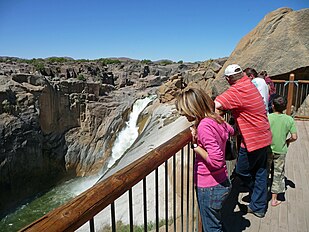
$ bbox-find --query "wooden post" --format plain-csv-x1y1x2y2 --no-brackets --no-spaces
286,73,295,115
198,210,203,232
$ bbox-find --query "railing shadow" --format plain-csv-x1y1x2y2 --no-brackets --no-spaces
221,175,251,232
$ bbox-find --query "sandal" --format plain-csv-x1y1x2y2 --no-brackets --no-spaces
271,200,282,207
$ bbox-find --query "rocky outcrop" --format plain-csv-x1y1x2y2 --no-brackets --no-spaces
214,8,309,94
0,76,67,215
157,59,227,102
64,88,136,176
145,8,309,101
0,59,195,215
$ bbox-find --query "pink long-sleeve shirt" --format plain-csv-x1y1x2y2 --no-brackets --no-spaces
194,117,234,188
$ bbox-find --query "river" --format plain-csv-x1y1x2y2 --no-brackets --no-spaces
0,96,155,232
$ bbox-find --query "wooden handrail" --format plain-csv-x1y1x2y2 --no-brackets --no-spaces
295,116,309,120
20,127,192,232
286,74,295,115
272,79,287,83
293,80,309,84
272,79,309,84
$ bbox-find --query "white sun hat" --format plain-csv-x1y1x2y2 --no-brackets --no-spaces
224,64,243,76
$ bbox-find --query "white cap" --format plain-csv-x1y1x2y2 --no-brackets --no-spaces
224,64,243,76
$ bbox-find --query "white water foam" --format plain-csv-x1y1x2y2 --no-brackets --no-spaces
107,96,155,169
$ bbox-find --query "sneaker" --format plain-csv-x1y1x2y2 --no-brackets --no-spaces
247,206,265,218
238,203,265,218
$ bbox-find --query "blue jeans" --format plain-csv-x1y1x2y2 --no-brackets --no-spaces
196,179,231,232
235,146,268,213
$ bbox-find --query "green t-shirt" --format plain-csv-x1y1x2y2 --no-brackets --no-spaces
268,113,297,154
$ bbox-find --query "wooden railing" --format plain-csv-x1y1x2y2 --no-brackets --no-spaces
21,127,198,232
20,72,309,232
273,73,309,119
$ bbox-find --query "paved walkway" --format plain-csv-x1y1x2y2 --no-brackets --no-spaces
222,120,309,232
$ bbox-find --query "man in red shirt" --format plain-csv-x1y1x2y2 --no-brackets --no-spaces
214,64,272,218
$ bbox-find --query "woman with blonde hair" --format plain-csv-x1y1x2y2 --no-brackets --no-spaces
176,87,234,232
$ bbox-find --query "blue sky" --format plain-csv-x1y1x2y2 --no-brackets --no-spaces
0,0,308,62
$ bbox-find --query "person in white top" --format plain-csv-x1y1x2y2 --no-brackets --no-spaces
244,67,269,113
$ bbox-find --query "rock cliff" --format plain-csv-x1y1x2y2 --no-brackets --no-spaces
0,58,199,215
213,7,309,95
1,6,309,217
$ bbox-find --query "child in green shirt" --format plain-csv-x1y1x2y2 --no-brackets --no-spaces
268,95,297,207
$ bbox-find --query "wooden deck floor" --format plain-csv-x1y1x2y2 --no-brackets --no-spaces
222,120,309,232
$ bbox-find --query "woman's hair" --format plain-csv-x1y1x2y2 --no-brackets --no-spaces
272,94,287,113
175,87,223,124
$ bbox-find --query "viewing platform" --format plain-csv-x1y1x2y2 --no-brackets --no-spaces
223,120,309,232
21,76,309,232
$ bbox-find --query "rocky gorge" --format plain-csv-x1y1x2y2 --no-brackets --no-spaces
0,7,309,218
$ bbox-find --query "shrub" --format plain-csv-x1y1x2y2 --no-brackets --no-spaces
46,57,71,63
77,74,86,81
98,58,121,65
33,61,45,72
141,59,152,64
77,59,90,63
159,60,173,66
2,100,11,113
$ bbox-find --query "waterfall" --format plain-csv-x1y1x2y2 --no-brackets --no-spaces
107,95,155,169
95,95,156,180
0,95,156,232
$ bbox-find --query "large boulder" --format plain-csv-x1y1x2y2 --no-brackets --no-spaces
215,7,309,92
157,59,227,102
